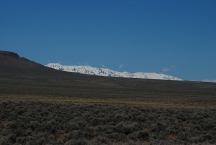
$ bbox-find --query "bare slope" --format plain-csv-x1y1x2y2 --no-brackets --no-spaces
0,51,216,107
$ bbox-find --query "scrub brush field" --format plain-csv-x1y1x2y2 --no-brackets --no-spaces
0,102,216,145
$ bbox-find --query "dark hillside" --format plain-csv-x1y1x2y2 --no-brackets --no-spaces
0,51,216,106
0,51,55,74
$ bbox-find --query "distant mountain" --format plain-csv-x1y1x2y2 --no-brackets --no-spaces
46,63,182,81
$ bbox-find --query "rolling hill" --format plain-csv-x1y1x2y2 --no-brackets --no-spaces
0,50,216,107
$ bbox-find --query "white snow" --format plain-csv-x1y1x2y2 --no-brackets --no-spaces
46,63,182,81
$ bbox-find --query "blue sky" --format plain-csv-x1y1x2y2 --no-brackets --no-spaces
0,0,216,80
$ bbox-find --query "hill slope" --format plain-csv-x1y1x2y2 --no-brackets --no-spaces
0,51,216,106
0,51,53,74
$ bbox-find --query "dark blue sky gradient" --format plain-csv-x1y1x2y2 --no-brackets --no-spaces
0,0,216,80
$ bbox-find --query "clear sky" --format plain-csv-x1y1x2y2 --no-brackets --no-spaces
0,0,215,80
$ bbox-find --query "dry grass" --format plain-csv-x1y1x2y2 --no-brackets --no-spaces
1,95,216,109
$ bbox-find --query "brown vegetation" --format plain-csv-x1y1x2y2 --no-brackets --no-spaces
0,102,216,145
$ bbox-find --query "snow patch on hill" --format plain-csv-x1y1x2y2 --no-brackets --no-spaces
46,63,182,81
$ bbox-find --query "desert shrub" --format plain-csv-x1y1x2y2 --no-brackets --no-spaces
7,133,16,143
105,132,125,142
44,119,58,133
29,120,40,130
129,131,149,141
14,127,26,137
29,137,46,145
115,121,140,135
1,129,11,137
136,114,146,122
135,131,149,141
91,135,110,145
7,121,17,129
114,112,129,121
68,130,86,139
16,137,26,144
64,138,89,145
177,131,190,143
94,124,114,134
66,121,80,130
90,117,107,126
0,137,9,145
24,136,35,145
150,122,167,135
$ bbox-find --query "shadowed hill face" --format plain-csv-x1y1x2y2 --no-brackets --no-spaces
0,50,216,101
0,51,54,74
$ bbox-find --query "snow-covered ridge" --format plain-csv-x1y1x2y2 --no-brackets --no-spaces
46,63,182,81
